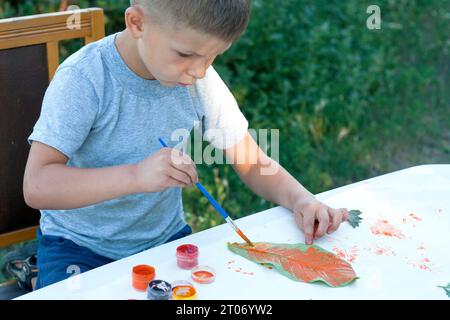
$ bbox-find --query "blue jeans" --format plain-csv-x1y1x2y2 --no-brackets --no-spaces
35,224,192,290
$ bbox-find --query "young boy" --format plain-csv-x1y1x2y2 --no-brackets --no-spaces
23,0,349,289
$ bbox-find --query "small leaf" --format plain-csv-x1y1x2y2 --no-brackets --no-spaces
227,242,358,287
347,210,363,228
438,283,450,298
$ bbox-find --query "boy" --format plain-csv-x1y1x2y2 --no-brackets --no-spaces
23,0,348,289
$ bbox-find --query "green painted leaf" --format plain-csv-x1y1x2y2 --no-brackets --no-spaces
438,283,450,298
227,242,358,287
348,210,363,228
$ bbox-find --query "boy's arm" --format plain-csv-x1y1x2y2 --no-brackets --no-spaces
23,141,197,210
225,133,348,244
23,141,141,210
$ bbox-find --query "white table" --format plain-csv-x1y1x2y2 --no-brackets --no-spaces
17,165,450,300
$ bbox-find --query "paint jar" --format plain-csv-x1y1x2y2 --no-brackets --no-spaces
147,280,172,300
132,265,155,291
171,280,197,300
191,265,216,284
176,244,199,269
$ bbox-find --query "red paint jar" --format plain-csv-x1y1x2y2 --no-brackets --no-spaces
132,265,155,291
176,244,199,269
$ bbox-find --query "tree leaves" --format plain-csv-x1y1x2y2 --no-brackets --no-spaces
227,242,358,287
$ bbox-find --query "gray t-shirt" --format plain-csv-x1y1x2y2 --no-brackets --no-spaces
28,33,248,260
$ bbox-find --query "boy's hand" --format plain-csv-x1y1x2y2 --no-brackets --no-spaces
293,197,349,245
134,148,198,193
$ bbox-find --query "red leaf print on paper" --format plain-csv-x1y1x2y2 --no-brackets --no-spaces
370,219,405,239
332,246,359,263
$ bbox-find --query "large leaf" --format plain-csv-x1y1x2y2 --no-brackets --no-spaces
227,242,358,287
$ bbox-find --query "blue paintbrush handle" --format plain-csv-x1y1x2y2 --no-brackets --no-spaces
194,182,229,220
158,138,229,220
158,138,168,148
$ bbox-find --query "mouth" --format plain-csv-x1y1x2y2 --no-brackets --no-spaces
177,82,192,86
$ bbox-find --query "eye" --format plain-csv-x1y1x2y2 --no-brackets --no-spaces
177,52,192,58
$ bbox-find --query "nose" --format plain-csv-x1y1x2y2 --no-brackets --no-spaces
188,59,210,80
188,66,206,80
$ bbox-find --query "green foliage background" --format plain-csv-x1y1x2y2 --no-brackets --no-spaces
0,0,449,283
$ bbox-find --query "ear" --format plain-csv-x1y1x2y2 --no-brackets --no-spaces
124,6,146,39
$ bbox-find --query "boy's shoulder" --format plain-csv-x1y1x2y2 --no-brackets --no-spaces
55,34,113,83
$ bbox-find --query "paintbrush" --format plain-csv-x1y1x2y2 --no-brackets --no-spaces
158,138,254,247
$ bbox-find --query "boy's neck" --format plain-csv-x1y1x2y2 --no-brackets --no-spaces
115,30,156,80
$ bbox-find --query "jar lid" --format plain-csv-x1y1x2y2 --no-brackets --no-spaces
176,244,199,258
191,265,216,284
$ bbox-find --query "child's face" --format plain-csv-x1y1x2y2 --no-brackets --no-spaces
137,19,232,87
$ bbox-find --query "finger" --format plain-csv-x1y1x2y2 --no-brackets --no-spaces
327,208,343,234
182,162,198,185
302,212,315,245
184,161,198,184
171,154,198,184
165,177,188,188
162,168,190,188
341,208,349,221
170,161,195,185
315,207,330,239
294,212,304,231
167,166,192,186
167,148,192,167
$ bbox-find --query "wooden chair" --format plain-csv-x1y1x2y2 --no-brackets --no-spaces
0,8,105,297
